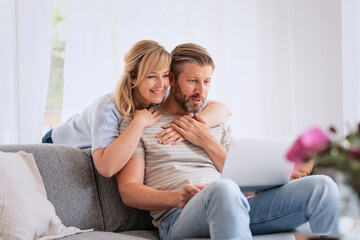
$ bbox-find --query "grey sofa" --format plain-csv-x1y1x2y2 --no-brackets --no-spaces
0,144,159,240
1,144,335,240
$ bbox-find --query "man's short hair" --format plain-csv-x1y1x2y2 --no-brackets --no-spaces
170,43,215,81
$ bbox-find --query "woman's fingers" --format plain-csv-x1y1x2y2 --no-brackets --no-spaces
152,110,160,116
154,114,162,122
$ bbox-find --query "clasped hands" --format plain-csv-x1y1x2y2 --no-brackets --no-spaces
156,113,211,147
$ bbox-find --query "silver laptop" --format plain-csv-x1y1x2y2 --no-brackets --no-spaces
221,138,295,193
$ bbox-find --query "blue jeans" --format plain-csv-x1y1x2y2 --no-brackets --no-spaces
158,176,340,240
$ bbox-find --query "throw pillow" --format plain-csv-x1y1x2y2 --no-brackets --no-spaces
0,151,92,240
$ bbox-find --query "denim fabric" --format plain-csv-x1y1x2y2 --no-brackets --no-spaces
159,176,339,240
42,129,53,143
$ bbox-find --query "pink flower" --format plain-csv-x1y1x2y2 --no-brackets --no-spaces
286,138,310,164
286,126,330,163
301,127,331,151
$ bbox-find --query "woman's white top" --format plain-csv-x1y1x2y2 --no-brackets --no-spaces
52,94,123,153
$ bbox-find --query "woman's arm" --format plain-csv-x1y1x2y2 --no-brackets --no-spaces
198,100,231,127
93,109,162,178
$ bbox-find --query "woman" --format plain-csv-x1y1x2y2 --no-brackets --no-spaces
42,40,231,178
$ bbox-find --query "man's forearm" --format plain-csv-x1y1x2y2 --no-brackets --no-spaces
119,182,180,211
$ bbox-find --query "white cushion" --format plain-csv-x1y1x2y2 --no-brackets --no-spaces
0,151,92,240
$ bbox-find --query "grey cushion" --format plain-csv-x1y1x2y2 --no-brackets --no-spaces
0,144,104,231
94,169,155,231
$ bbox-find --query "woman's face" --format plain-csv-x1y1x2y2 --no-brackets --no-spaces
133,69,170,109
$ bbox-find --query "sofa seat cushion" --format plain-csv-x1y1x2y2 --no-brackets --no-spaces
59,231,159,240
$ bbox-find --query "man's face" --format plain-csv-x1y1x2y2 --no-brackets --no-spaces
172,63,213,113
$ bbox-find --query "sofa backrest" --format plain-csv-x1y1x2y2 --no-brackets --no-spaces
94,168,155,232
0,144,155,232
0,144,104,231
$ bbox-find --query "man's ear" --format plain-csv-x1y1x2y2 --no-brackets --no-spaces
169,72,176,87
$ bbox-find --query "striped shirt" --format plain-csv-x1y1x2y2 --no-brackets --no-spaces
120,107,231,227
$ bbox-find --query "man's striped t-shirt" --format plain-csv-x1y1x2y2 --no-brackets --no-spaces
119,106,231,227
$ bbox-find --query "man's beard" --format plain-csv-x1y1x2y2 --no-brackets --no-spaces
173,83,206,113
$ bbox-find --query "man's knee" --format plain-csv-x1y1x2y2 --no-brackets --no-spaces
314,175,340,207
308,175,339,199
298,176,340,234
299,175,340,216
210,178,241,196
207,178,250,211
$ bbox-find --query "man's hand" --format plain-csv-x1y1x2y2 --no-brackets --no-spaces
171,114,213,148
178,184,205,209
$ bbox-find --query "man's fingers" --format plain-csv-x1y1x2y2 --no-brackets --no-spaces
173,118,188,129
172,137,185,145
171,124,187,136
179,185,202,209
161,123,171,129
182,115,196,123
194,185,206,190
161,134,179,145
179,116,194,125
184,184,201,194
156,126,172,138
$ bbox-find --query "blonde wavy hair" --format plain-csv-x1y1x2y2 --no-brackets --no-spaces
114,40,171,119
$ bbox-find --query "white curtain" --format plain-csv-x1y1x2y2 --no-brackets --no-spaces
0,0,53,144
253,0,343,136
342,0,360,132
63,0,348,138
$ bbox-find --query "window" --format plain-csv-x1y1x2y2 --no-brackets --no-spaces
43,0,66,132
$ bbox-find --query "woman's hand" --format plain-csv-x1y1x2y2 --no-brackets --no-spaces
157,124,185,145
133,108,162,128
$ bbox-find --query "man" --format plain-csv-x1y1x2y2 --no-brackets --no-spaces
116,43,339,240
